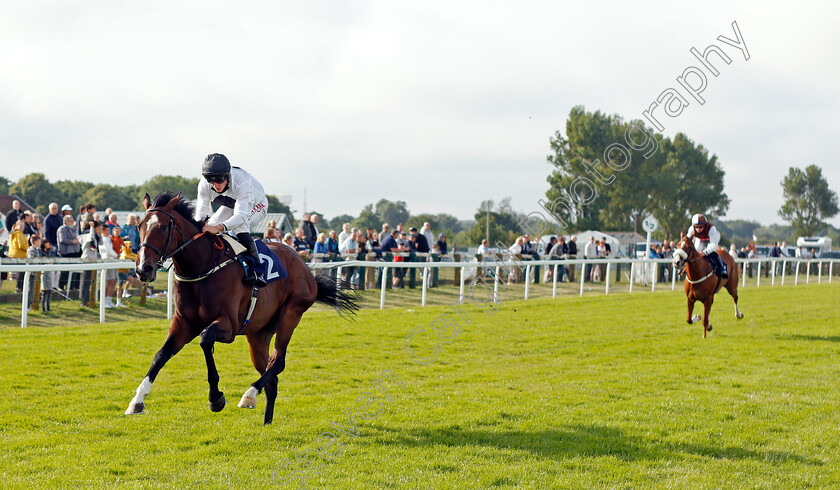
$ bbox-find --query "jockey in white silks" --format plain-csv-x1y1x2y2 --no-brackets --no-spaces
195,153,269,286
685,213,728,278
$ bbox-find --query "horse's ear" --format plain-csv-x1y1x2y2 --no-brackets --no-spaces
680,231,686,239
143,193,152,210
164,193,181,211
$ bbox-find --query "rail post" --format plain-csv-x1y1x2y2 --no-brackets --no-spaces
100,268,107,324
605,262,611,295
742,262,747,288
629,262,635,294
21,271,32,328
524,265,531,300
380,266,388,309
781,260,786,286
671,264,677,291
579,262,585,297
552,263,558,298
167,268,174,319
421,266,429,307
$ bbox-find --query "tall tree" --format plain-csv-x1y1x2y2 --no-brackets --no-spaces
9,173,62,214
0,176,11,196
330,214,355,229
650,133,729,239
82,184,138,211
352,204,380,231
779,164,839,237
140,175,201,202
374,199,410,227
54,179,95,210
546,107,614,232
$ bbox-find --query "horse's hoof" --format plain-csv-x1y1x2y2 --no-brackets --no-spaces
737,313,744,319
209,392,226,412
706,324,713,332
125,402,145,415
238,386,258,409
690,314,701,324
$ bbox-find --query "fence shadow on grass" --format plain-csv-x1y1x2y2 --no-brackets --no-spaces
385,423,821,466
775,334,840,343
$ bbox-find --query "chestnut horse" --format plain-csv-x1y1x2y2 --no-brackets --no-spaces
125,192,358,424
672,235,743,338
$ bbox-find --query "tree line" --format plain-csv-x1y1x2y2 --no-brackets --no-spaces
542,106,837,244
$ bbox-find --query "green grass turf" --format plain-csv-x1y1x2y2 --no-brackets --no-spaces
0,281,838,488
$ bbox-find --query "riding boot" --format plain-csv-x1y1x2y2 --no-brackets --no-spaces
236,232,267,287
709,252,728,278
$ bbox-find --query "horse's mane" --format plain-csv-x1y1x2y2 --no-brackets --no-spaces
152,191,206,229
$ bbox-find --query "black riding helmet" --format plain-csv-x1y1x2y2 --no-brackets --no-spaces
202,153,231,184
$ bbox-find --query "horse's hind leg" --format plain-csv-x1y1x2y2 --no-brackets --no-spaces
725,280,744,320
252,308,304,425
238,328,274,409
702,299,713,338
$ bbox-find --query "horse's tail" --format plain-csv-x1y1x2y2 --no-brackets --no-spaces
314,273,361,319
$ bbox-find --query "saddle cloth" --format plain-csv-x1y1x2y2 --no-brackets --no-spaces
220,235,288,284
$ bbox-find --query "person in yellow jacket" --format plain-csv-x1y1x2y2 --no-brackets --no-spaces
8,220,29,293
8,220,27,258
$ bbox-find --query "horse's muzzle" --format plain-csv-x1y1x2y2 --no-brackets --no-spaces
137,264,156,283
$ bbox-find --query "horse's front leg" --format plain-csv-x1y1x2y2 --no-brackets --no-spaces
686,296,701,325
125,316,193,415
200,320,232,412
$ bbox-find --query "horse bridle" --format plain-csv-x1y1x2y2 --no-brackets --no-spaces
675,240,706,276
139,208,214,269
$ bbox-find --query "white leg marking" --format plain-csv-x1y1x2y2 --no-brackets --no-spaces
735,303,744,319
690,314,701,324
238,386,258,409
125,376,152,414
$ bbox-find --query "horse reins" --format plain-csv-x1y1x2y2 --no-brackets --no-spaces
139,207,226,272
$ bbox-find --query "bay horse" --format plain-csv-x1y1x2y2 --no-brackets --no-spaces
125,192,359,424
672,235,743,338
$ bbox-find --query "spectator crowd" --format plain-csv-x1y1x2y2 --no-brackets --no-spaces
1,200,143,311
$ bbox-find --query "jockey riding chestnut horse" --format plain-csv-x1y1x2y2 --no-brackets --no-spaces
673,213,744,338
686,214,727,278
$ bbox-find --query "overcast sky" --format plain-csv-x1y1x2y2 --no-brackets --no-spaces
1,1,838,227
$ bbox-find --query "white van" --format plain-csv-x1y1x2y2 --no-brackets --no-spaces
796,236,832,258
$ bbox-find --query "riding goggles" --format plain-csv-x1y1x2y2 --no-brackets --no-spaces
204,174,228,184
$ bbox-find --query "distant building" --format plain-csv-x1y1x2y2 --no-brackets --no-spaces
0,195,40,219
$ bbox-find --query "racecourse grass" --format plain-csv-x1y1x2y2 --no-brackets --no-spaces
0,281,838,489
